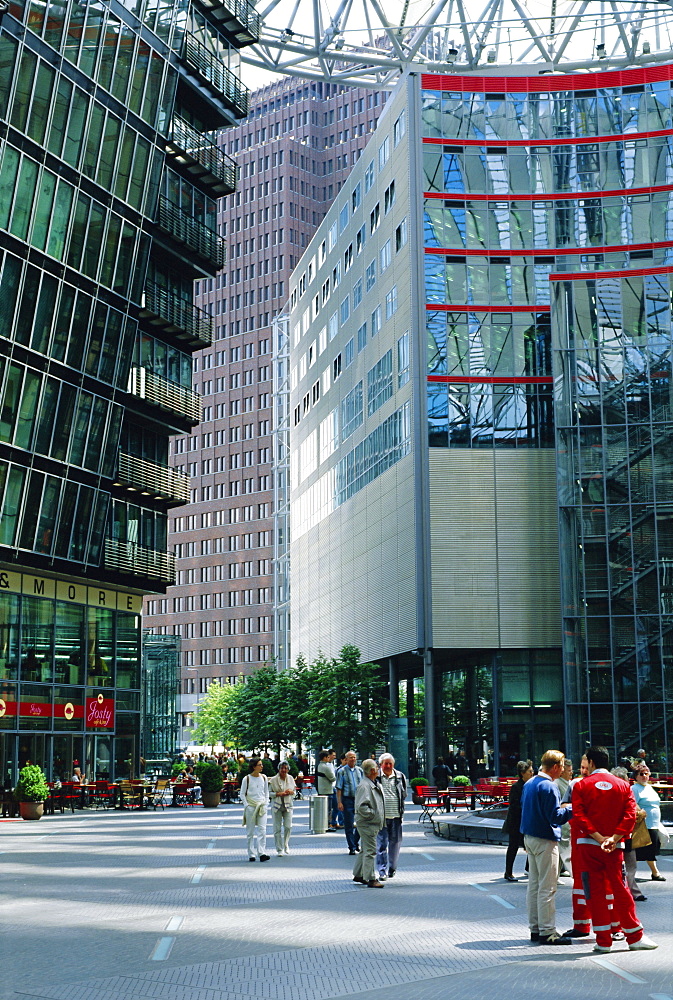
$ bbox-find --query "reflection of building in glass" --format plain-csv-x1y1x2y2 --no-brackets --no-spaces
0,0,252,781
287,69,673,774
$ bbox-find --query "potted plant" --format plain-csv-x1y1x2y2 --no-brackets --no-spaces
410,776,429,805
199,762,224,807
14,764,50,820
171,761,187,778
453,774,471,787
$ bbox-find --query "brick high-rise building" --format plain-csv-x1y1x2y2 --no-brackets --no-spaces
143,76,387,743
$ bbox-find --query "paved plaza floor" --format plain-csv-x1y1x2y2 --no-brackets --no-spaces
1,801,671,1000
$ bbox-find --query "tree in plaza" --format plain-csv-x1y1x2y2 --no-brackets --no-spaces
228,662,286,751
303,645,390,758
192,679,237,750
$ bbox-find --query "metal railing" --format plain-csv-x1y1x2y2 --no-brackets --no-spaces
105,538,176,584
157,195,226,269
142,280,213,346
128,365,202,425
167,116,238,195
183,32,250,117
195,0,261,44
117,453,191,504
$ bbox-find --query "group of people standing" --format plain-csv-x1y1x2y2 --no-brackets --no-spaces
505,745,665,952
240,750,409,887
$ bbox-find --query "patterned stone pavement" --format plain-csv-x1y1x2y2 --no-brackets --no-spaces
1,800,671,1000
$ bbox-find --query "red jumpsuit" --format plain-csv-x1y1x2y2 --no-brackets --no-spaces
571,770,642,949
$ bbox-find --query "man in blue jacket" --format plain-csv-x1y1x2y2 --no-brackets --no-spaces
520,750,573,945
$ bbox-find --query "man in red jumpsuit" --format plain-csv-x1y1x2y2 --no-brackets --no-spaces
571,745,657,953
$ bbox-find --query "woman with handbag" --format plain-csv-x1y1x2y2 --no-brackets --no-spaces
502,759,533,881
611,766,647,901
240,758,270,862
632,765,666,882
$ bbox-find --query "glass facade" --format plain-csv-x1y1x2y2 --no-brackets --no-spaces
421,67,673,767
0,0,250,780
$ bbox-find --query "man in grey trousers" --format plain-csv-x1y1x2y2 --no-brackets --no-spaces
352,759,385,888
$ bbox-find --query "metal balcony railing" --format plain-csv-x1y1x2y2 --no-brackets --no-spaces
141,280,213,347
116,453,191,504
105,538,176,584
183,32,250,117
128,365,202,426
195,0,261,46
157,195,226,269
167,116,239,196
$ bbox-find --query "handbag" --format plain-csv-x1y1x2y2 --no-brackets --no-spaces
631,812,652,850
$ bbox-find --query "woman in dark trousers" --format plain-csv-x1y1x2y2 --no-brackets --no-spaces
503,759,534,881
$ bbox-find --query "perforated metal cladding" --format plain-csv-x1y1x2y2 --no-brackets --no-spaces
429,450,561,648
291,455,417,661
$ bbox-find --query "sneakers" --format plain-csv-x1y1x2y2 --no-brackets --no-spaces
629,935,658,951
377,872,387,881
367,879,384,888
563,928,590,938
504,874,518,882
612,931,625,942
539,932,573,945
388,868,396,878
277,849,284,856
530,932,540,943
593,944,611,953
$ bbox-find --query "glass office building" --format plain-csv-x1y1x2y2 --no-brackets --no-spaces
0,0,253,781
287,67,673,773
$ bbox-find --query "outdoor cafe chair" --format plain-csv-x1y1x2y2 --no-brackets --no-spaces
119,780,144,809
418,786,442,822
150,778,172,810
92,780,115,809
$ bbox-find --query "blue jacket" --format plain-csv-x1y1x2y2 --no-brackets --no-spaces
520,772,572,841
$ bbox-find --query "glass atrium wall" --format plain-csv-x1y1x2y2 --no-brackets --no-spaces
142,632,180,763
420,68,673,766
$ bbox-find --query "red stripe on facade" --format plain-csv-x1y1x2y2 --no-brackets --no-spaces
423,184,673,203
424,240,673,257
426,303,550,313
421,127,673,148
428,375,553,384
421,64,673,93
550,265,673,280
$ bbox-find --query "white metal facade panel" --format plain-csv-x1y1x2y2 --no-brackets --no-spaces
429,449,561,648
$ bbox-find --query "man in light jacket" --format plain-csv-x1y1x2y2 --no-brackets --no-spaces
316,749,339,831
375,752,407,880
352,759,385,888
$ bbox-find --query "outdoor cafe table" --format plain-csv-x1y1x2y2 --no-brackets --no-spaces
117,781,155,810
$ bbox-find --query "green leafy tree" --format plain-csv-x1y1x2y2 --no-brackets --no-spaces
303,645,390,757
192,680,237,749
228,663,284,750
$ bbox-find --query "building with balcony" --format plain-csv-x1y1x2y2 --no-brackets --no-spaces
287,69,673,775
142,76,387,743
0,0,251,782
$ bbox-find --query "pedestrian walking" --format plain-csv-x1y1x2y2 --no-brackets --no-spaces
502,759,533,881
520,750,573,945
352,759,385,888
316,750,340,831
269,760,295,855
632,764,666,881
375,753,407,880
571,745,657,953
335,751,364,854
240,758,270,862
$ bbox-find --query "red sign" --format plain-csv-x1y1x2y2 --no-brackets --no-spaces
85,695,115,729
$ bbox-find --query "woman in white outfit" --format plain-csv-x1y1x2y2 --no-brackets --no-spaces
240,758,270,862
269,760,296,855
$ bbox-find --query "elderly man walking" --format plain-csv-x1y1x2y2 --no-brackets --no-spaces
352,759,386,888
375,753,407,880
521,750,573,945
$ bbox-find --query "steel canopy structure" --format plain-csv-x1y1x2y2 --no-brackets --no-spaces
242,0,673,87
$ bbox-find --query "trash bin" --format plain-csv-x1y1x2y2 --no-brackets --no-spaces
309,794,329,833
